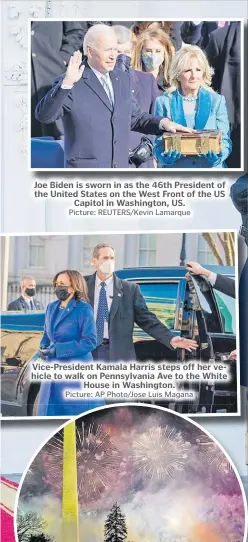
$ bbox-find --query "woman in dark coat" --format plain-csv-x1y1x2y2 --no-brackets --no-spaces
114,26,174,168
36,269,105,416
113,25,160,169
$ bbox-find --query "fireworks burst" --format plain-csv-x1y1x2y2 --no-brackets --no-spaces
41,431,64,497
76,422,123,504
132,426,190,480
196,435,233,474
40,423,125,508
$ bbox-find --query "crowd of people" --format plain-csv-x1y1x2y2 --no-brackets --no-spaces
31,20,241,169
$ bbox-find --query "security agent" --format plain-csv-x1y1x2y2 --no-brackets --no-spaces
186,260,236,361
84,244,198,362
186,261,235,298
7,276,44,311
35,24,195,169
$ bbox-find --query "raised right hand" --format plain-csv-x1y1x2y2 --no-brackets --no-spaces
63,50,85,86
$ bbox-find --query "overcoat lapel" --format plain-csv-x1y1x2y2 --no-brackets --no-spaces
170,91,187,126
82,65,113,111
20,297,30,311
53,298,77,329
194,87,212,129
109,275,123,322
86,273,96,309
110,71,121,110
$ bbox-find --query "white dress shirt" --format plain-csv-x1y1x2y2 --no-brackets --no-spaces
89,65,114,105
94,274,113,339
207,271,217,285
22,295,34,310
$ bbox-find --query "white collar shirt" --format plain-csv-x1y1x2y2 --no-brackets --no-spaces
89,64,114,105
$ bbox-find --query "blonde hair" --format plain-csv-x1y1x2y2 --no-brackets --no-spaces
131,28,174,88
167,45,214,94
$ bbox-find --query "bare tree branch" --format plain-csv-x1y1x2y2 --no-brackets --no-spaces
201,233,224,265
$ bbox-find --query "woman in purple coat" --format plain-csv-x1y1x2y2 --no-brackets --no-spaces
36,269,105,416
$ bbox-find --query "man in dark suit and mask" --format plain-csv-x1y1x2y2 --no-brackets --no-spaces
186,260,237,362
186,261,235,298
7,276,44,311
84,244,198,362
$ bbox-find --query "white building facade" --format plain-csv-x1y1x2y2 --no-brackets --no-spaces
8,231,229,285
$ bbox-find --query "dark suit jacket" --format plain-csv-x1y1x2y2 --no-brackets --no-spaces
214,274,235,299
31,21,84,138
129,69,159,168
115,56,159,168
181,21,218,49
84,272,174,361
206,22,241,167
170,22,183,51
230,174,248,241
7,296,44,311
239,259,248,386
35,64,163,168
206,22,240,127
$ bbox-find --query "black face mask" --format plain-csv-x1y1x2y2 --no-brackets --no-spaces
55,286,71,301
25,288,35,297
115,54,131,73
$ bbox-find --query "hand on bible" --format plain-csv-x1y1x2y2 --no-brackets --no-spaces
161,118,197,134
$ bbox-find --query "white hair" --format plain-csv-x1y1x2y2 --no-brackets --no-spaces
83,24,116,55
21,276,35,286
113,25,132,45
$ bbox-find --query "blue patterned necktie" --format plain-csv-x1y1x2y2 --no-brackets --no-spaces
30,299,35,310
96,282,109,345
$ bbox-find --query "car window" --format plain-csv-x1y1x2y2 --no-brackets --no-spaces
214,290,236,334
1,331,42,366
133,282,179,341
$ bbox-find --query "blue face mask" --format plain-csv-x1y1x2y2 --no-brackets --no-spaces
141,51,164,70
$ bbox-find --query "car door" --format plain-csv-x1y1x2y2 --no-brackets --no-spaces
1,312,44,415
1,330,41,412
185,273,237,414
133,279,181,361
